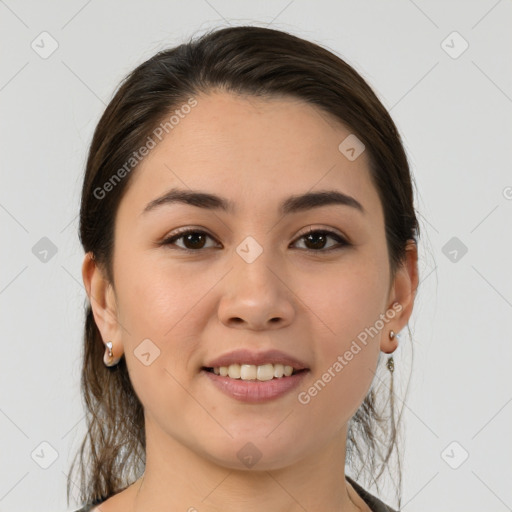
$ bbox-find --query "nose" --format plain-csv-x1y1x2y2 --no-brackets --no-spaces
217,249,295,331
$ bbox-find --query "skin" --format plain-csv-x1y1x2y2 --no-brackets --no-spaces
82,90,419,512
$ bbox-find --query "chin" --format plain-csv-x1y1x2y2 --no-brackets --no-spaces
198,433,307,472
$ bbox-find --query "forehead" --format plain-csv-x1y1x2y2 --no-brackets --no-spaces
118,91,382,221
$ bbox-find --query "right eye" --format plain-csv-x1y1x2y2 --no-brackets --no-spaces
160,228,220,252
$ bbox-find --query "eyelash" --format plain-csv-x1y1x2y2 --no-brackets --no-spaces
160,227,350,254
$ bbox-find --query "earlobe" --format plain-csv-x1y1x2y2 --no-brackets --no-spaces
381,328,400,354
103,340,123,367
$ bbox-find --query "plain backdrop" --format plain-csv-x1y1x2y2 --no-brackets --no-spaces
1,1,511,511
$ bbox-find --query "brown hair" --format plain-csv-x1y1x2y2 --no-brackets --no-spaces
69,24,419,510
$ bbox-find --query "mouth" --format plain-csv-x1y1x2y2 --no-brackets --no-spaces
202,363,308,381
201,364,310,403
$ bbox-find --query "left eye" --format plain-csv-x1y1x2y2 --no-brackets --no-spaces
161,229,348,252
292,229,348,251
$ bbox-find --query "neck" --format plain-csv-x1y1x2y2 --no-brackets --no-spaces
132,419,363,512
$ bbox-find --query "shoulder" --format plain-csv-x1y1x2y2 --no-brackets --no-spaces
346,475,398,512
72,501,105,512
73,479,138,512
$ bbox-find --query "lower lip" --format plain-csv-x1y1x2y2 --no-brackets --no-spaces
201,369,309,403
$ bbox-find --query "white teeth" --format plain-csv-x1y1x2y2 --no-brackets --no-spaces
257,364,274,381
210,363,297,381
273,363,284,378
240,364,257,380
228,363,241,379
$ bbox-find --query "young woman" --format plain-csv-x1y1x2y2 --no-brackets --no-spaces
69,25,419,512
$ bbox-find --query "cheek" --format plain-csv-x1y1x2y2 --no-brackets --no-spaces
294,261,387,417
116,255,201,332
297,332,380,433
114,257,210,380
298,258,388,342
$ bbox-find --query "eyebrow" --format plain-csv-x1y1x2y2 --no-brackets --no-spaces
140,188,365,216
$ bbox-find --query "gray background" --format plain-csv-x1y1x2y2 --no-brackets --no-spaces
1,1,511,511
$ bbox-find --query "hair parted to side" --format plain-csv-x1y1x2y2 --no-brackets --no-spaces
69,24,419,510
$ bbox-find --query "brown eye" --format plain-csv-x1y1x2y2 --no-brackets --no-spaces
293,230,348,252
161,229,219,252
161,228,349,254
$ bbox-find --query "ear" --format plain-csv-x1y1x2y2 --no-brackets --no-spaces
82,252,124,363
381,239,419,354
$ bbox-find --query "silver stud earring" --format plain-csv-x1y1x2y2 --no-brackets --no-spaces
104,341,120,367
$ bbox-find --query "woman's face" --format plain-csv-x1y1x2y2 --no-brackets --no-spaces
87,91,414,471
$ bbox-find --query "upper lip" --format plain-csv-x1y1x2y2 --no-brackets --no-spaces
203,349,309,370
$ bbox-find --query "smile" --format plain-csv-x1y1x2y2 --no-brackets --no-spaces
204,363,301,381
